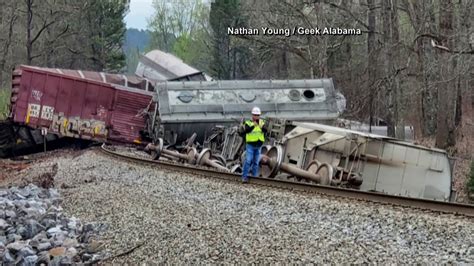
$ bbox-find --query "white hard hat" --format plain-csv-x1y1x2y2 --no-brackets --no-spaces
251,107,261,115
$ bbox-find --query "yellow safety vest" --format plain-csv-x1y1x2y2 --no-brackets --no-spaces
245,119,265,143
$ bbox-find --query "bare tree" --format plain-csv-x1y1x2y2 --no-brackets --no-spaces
25,0,62,65
367,0,377,130
403,0,438,137
435,0,456,149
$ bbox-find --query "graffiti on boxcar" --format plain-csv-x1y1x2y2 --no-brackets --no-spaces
96,105,108,120
31,90,43,101
51,114,108,139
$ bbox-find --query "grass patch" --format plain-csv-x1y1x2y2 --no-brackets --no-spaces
0,89,11,120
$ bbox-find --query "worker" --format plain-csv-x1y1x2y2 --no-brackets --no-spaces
240,106,267,183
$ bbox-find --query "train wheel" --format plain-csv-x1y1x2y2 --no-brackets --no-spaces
150,138,163,160
213,154,227,167
316,163,333,186
305,160,321,174
186,147,197,164
303,160,321,182
196,148,211,166
260,145,283,178
230,164,242,174
210,159,224,167
260,145,271,156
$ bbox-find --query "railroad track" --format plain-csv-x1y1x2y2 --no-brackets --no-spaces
100,144,474,217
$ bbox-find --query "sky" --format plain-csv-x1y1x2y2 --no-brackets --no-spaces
125,0,155,30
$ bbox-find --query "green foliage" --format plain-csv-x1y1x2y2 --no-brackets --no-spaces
468,161,474,197
209,0,250,79
83,0,128,72
172,29,211,73
148,0,212,72
172,33,195,63
0,89,11,120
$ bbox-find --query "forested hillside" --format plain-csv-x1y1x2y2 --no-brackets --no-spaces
124,28,150,73
124,28,151,52
0,0,129,88
145,0,472,147
1,0,472,151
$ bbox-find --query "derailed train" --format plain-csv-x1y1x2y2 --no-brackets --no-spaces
1,50,209,156
1,51,455,202
5,65,344,146
145,82,454,202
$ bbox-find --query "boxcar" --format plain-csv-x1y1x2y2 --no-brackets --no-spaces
9,66,153,144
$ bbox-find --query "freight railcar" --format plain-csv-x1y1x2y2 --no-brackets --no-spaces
135,50,211,82
271,122,455,201
148,79,346,145
8,65,153,145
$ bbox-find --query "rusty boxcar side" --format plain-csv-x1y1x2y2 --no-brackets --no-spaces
10,66,153,144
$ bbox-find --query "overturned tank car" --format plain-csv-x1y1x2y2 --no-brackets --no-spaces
146,79,346,145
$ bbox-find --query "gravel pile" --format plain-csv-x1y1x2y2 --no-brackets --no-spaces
43,149,474,264
0,184,102,265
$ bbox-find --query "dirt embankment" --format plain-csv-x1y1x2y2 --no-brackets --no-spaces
0,148,86,189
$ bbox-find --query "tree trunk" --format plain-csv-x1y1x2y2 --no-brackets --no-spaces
405,0,424,138
406,0,438,137
390,0,405,139
232,48,236,79
26,0,33,65
367,0,377,131
342,0,353,90
0,2,17,87
435,0,456,149
454,0,472,127
460,0,473,128
380,0,404,138
382,0,396,137
419,1,438,136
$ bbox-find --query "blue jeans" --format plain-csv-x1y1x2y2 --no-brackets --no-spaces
242,144,261,180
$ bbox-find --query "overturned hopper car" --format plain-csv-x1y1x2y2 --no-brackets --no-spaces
180,119,455,201
136,50,212,82
148,79,346,145
261,122,455,201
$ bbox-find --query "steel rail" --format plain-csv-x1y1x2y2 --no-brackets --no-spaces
100,144,474,217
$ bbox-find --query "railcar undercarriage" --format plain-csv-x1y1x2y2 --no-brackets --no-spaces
144,117,454,202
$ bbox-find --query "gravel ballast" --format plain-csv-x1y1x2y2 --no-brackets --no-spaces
6,148,474,264
0,184,102,264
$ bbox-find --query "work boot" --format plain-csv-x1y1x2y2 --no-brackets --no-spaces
241,177,249,184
